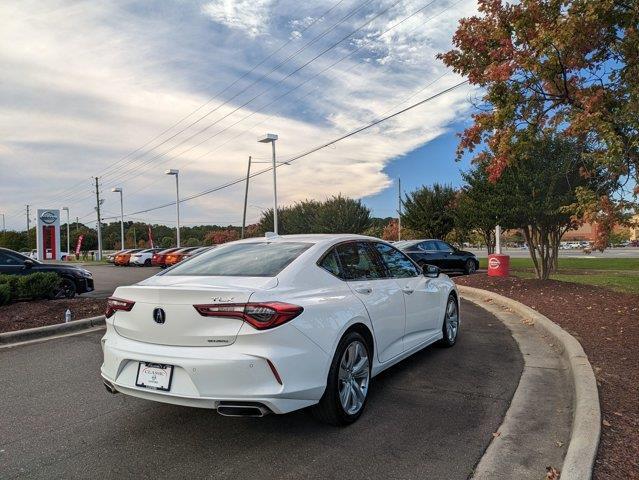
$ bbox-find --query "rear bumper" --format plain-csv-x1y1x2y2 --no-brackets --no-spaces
100,322,330,414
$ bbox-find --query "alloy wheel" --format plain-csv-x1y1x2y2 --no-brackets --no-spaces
466,259,476,274
338,340,370,415
445,298,459,342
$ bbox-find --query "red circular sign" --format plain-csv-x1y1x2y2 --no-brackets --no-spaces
488,257,501,269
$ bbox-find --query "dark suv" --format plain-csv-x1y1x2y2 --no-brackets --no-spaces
0,247,94,298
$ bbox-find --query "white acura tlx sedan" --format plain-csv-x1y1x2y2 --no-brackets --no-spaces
101,234,460,425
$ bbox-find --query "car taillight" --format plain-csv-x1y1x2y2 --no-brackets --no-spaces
193,302,303,330
105,297,135,318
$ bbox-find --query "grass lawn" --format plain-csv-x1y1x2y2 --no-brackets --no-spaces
478,257,639,294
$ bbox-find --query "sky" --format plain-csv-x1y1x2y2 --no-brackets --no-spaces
0,0,480,230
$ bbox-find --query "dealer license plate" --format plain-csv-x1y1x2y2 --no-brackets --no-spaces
135,362,174,391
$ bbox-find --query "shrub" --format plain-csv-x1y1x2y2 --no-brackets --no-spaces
0,284,10,306
16,273,61,300
0,274,19,302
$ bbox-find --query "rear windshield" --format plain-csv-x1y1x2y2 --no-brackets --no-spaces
163,242,312,277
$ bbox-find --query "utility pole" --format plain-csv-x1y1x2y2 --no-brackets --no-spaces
133,227,137,246
397,178,403,241
94,177,103,260
241,156,252,239
26,205,30,247
1,212,5,233
75,216,79,233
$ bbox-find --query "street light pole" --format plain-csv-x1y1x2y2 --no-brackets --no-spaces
94,177,103,261
1,213,5,233
165,169,180,247
258,134,279,234
112,188,124,249
62,207,70,257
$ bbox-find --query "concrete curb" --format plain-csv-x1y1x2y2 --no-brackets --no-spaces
0,316,106,346
459,285,601,480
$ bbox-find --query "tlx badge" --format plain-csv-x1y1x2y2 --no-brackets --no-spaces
211,297,234,302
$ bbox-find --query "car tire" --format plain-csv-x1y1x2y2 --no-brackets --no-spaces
54,278,77,299
311,331,371,426
464,259,476,275
144,259,151,266
438,295,459,347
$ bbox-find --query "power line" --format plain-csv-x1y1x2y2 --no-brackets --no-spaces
14,0,351,208
97,0,402,189
117,80,470,218
97,0,381,186
96,0,445,196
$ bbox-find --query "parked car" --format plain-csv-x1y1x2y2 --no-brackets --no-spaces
129,248,163,267
395,239,479,274
151,248,180,268
107,251,119,263
101,234,459,425
25,249,69,260
114,249,143,266
0,247,94,298
163,247,200,267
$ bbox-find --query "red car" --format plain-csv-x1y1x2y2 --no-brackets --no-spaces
163,247,200,267
151,248,180,268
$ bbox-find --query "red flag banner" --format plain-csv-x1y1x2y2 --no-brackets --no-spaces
75,234,84,255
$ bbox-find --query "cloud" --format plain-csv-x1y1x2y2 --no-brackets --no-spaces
0,0,477,229
201,0,274,37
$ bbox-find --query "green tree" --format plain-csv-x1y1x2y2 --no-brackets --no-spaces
258,196,371,235
457,165,511,254
315,195,371,234
401,184,457,239
439,0,638,244
493,135,612,279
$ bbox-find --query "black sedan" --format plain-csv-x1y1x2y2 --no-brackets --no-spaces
395,239,479,275
0,247,94,298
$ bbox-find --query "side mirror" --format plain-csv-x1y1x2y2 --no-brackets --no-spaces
24,259,34,269
423,264,440,278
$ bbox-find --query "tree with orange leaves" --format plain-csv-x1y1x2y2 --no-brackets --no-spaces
439,0,638,245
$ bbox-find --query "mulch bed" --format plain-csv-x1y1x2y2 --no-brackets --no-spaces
455,274,639,480
0,297,106,334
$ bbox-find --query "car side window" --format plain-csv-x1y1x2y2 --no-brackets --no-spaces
372,243,420,278
420,241,437,251
0,252,20,265
335,242,384,281
435,241,454,253
318,248,342,278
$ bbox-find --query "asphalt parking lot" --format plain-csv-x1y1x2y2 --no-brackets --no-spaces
0,300,522,479
80,264,160,298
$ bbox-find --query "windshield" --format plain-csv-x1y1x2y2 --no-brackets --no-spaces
163,242,312,277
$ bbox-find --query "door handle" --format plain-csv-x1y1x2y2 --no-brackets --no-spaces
402,287,414,295
354,286,372,294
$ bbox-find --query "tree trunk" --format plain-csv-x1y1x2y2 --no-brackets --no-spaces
482,229,496,255
522,224,557,280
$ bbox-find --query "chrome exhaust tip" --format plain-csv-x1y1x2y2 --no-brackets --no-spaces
217,403,270,417
103,379,119,394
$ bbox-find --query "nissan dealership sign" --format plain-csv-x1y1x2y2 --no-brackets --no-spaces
39,210,58,225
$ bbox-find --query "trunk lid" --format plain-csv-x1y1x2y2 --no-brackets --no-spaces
112,276,277,347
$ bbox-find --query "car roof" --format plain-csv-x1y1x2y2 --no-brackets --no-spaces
233,233,380,245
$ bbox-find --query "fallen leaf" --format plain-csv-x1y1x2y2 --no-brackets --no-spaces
555,441,564,447
603,419,611,427
613,412,623,417
492,432,501,438
546,466,560,479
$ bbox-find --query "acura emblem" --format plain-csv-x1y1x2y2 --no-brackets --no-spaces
153,308,166,324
